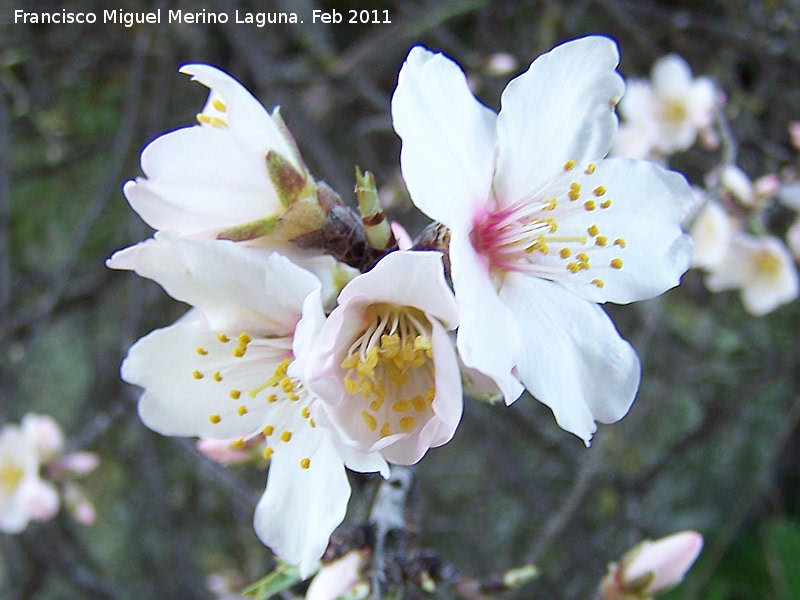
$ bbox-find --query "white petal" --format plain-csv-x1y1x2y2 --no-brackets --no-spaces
126,318,294,440
543,158,694,304
500,274,640,444
450,231,524,404
651,55,693,98
124,126,282,234
495,36,624,204
179,64,298,167
337,251,458,328
108,233,319,335
392,46,497,227
254,427,350,578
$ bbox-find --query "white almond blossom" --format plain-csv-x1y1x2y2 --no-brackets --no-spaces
109,233,387,576
688,196,735,271
123,64,308,239
392,37,694,444
615,53,717,158
1,423,60,533
705,233,799,315
306,251,462,465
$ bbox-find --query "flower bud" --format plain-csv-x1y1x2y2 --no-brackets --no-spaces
21,413,64,463
599,531,703,599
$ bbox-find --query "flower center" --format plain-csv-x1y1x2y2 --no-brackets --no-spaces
470,161,627,290
193,331,315,470
755,249,783,277
1,462,24,493
341,304,436,440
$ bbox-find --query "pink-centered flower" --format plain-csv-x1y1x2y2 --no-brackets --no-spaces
392,37,694,444
110,234,387,576
306,251,461,465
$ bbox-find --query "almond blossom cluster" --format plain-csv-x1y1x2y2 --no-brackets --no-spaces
109,37,695,580
614,53,800,315
1,413,98,534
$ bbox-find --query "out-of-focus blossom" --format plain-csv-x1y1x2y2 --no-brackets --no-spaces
705,233,799,315
305,550,369,600
789,121,800,150
710,164,778,209
787,218,800,261
392,37,694,444
21,413,64,463
779,181,800,211
615,54,717,158
307,251,462,466
599,531,703,599
485,52,519,77
689,196,735,270
63,482,97,525
0,423,60,533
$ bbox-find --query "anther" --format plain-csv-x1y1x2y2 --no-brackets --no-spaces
263,447,274,459
399,417,416,432
587,224,600,237
237,405,247,416
593,186,606,197
584,163,596,174
217,333,230,343
600,199,612,209
263,425,274,436
280,431,292,442
563,159,576,171
380,422,392,438
361,411,377,432
213,371,223,382
196,347,208,356
209,414,221,424
610,258,624,269
211,98,227,112
231,438,245,449
300,458,311,469
560,248,571,259
229,390,241,400
583,200,597,211
192,370,203,380
595,236,608,246
614,238,627,248
591,279,605,288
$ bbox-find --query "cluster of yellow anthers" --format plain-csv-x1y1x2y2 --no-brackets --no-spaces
341,306,436,440
511,160,629,289
196,97,229,129
194,332,315,470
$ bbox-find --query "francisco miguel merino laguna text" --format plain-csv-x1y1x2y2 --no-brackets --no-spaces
14,9,301,27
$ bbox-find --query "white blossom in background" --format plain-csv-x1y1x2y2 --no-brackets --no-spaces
599,530,703,599
110,233,387,577
705,233,799,315
307,251,462,466
688,196,735,271
392,37,694,444
0,423,59,533
615,53,717,158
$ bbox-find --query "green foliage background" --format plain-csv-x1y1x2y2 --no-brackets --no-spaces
1,0,800,598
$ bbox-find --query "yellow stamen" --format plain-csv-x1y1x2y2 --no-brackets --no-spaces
361,411,378,431
280,431,292,442
237,405,247,416
229,390,241,400
399,417,416,432
192,370,203,380
263,425,274,436
209,414,221,424
196,347,208,356
610,258,624,269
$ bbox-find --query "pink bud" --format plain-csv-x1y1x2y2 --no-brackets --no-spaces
305,550,368,600
196,438,253,464
52,451,100,476
622,531,703,596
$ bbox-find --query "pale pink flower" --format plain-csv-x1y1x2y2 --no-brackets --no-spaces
114,233,387,576
306,251,461,465
50,451,101,477
787,218,800,261
601,531,703,598
706,233,799,315
392,37,694,444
